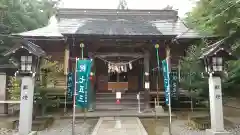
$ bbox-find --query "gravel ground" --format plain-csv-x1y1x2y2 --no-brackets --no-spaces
171,120,240,135
141,118,240,135
0,119,97,135
0,128,17,135
36,119,97,135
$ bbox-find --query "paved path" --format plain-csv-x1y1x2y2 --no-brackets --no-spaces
91,117,148,135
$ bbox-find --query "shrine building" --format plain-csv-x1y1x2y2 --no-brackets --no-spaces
10,8,216,110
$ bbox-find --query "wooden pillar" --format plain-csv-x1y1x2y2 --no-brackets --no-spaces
64,44,69,75
144,51,150,110
166,45,171,68
0,72,8,115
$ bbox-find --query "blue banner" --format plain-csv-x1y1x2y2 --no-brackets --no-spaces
75,59,92,108
162,59,170,105
67,72,74,100
170,67,179,100
169,67,180,108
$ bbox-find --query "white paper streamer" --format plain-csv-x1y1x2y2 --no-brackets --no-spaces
129,62,132,70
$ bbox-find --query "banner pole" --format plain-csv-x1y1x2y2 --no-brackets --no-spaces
167,58,172,135
80,43,86,121
155,44,160,106
72,58,78,135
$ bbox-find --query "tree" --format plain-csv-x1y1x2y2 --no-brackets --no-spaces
180,41,209,98
163,5,174,10
117,0,128,10
184,0,240,97
185,0,240,36
0,0,59,53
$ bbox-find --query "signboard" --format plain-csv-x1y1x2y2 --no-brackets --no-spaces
162,59,170,105
145,82,150,89
170,67,179,107
75,59,92,108
67,72,74,100
116,92,121,99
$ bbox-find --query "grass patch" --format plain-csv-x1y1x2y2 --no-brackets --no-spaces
141,118,169,135
187,116,233,130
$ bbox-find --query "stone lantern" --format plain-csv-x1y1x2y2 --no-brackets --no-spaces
3,39,46,135
199,38,237,135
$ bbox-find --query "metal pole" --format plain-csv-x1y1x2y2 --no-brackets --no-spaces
80,43,86,121
72,58,78,135
154,98,157,120
167,61,172,135
81,46,84,59
64,89,67,113
155,46,160,106
156,75,159,106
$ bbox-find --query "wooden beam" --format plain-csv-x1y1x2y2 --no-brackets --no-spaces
94,52,144,58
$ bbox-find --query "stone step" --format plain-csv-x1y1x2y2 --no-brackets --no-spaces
96,93,143,98
96,98,144,102
96,101,144,105
95,105,140,111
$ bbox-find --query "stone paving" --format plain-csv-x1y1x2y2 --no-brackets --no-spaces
91,117,148,135
36,119,97,135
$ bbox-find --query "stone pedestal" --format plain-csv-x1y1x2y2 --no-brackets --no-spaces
18,76,35,135
206,76,229,135
206,129,230,135
155,105,164,113
0,72,8,115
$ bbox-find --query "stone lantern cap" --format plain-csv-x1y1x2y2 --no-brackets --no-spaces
3,39,46,57
199,37,237,61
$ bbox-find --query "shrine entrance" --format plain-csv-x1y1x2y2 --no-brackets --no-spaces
94,52,144,93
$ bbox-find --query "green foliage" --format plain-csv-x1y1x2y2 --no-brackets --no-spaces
185,0,240,36
0,0,59,53
7,76,21,100
180,41,209,98
40,56,64,88
184,0,240,97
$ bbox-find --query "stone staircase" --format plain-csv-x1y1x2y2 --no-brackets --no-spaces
54,77,66,89
95,92,145,111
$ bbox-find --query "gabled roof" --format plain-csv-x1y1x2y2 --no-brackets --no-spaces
3,40,46,57
200,38,237,60
13,8,207,38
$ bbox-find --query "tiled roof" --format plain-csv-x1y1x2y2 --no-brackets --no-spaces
3,40,46,57
14,8,206,38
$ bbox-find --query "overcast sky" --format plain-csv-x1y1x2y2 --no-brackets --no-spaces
60,0,198,17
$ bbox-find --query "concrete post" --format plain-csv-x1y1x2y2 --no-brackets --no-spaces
206,75,230,135
18,76,35,135
0,72,8,115
144,51,150,110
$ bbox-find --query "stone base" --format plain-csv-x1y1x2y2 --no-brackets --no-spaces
15,131,37,135
155,105,164,113
206,129,231,135
161,127,170,135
